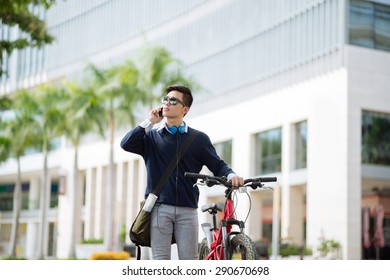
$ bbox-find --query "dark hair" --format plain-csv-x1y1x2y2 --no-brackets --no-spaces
166,84,193,107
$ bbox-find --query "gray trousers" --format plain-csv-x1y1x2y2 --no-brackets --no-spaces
151,204,199,260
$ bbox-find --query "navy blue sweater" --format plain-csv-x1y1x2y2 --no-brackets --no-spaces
120,125,234,208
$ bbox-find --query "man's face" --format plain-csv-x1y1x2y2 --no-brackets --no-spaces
162,90,189,118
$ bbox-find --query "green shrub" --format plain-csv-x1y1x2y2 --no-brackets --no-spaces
82,238,104,244
1,256,27,260
269,243,312,257
317,239,340,256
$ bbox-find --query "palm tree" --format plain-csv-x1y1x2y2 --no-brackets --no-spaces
0,97,12,163
0,90,41,258
137,46,199,104
0,120,10,163
61,81,106,258
86,59,145,251
31,83,68,259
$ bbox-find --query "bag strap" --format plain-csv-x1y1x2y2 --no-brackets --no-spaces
152,129,200,196
136,246,142,260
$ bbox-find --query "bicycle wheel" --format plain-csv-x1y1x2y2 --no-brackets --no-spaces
198,238,211,260
228,233,258,260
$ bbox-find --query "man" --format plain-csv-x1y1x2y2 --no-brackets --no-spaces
120,84,244,259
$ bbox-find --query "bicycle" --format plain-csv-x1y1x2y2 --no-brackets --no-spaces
184,172,277,260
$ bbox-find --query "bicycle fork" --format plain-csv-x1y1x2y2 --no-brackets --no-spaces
201,219,245,259
221,221,229,259
222,219,246,259
201,222,213,248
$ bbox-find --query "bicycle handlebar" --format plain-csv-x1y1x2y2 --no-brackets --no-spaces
250,176,278,183
184,172,277,189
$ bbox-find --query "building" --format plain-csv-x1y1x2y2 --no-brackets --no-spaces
1,0,389,259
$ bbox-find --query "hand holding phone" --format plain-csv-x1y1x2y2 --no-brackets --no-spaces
158,107,163,118
149,107,163,123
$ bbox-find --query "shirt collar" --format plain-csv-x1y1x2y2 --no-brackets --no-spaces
157,121,188,134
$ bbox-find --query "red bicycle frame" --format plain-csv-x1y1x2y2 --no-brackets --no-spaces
203,190,245,260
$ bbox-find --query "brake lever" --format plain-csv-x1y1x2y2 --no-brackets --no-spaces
206,179,219,187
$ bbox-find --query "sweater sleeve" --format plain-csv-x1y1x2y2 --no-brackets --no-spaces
120,126,147,156
200,133,234,177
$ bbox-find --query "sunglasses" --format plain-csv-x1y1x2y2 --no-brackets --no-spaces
161,96,187,106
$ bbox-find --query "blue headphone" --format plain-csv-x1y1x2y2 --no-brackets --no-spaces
167,124,186,134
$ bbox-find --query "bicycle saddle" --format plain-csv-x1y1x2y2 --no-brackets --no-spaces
201,203,224,213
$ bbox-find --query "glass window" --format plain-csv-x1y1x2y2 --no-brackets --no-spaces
0,184,13,211
214,139,232,167
349,0,375,48
254,128,282,175
362,110,390,166
0,183,30,211
349,0,390,52
0,182,59,211
294,121,307,170
375,3,390,51
50,183,59,208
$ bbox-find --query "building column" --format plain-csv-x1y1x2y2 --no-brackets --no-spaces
94,165,105,239
43,173,51,258
232,133,252,233
74,171,85,245
289,186,305,245
56,168,71,259
134,159,151,259
84,167,96,239
25,177,39,258
126,160,136,235
281,122,291,241
114,162,126,250
249,191,263,242
347,99,363,259
306,69,349,258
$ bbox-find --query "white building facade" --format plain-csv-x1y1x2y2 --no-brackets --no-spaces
1,0,390,260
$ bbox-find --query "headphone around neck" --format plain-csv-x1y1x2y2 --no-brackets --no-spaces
167,124,186,134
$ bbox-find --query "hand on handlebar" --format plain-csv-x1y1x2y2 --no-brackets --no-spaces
229,175,245,189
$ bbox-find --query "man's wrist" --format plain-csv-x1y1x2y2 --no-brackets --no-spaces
227,173,237,181
139,119,153,130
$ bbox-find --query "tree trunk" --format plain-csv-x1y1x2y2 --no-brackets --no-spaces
68,147,79,258
37,148,49,259
8,157,22,257
104,113,115,251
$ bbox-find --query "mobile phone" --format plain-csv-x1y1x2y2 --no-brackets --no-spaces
158,107,163,118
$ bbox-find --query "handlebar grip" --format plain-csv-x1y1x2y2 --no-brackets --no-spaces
184,172,206,180
258,177,277,182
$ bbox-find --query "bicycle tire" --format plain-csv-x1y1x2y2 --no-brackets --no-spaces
228,233,259,260
198,238,211,260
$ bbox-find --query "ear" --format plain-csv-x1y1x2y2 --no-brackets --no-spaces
182,107,190,116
